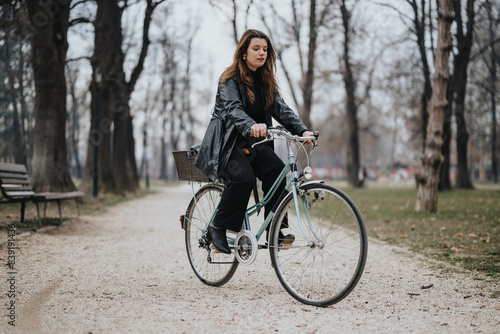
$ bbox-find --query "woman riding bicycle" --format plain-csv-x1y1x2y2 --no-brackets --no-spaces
194,29,315,254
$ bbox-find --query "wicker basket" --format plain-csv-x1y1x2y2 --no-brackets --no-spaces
172,151,211,182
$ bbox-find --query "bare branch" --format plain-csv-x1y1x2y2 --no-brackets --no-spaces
127,0,165,93
66,56,91,63
70,0,89,10
69,17,92,26
256,3,300,109
373,1,413,23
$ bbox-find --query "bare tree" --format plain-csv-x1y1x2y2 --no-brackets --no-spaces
26,1,76,192
415,0,454,212
258,0,334,130
208,0,254,44
340,0,360,187
66,63,86,179
0,1,31,166
80,0,165,194
453,0,476,189
479,0,499,182
381,0,434,152
408,0,434,152
439,0,477,190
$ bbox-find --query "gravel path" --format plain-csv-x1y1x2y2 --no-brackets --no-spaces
2,184,499,333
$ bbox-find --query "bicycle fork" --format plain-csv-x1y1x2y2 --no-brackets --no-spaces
291,182,322,247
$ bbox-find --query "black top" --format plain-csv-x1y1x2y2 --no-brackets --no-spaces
245,70,266,124
237,70,267,147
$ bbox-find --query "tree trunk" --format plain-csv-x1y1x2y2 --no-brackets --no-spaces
68,69,83,179
300,0,317,130
486,0,498,183
415,0,454,212
439,113,452,190
453,0,475,189
479,136,487,182
113,91,139,192
490,43,498,183
439,72,454,191
340,0,360,188
81,0,159,193
80,0,121,194
2,24,27,165
112,0,158,192
410,0,433,151
27,1,76,192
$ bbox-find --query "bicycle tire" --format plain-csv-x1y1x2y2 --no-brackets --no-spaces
269,184,367,307
185,184,239,286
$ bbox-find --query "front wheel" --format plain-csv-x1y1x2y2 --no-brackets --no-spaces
269,184,368,307
185,184,238,286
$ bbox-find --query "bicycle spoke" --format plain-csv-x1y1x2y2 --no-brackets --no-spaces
270,184,367,307
185,185,238,286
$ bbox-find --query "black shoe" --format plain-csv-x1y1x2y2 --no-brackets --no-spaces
266,230,295,245
279,231,295,244
208,225,231,254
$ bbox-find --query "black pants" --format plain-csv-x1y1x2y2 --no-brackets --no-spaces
213,144,285,232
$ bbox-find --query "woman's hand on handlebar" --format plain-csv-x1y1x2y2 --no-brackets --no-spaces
250,123,267,138
302,130,315,145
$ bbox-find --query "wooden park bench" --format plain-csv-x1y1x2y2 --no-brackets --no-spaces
0,162,84,226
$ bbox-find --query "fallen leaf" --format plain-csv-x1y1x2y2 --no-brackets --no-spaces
454,232,464,238
443,244,452,248
400,235,408,239
467,233,477,237
480,237,490,243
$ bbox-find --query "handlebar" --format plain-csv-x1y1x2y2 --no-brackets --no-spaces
251,126,319,148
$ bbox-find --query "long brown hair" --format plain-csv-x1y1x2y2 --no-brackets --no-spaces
220,29,279,109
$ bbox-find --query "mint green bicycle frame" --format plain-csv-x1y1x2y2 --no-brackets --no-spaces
206,135,320,247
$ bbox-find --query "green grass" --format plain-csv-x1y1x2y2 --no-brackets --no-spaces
339,182,500,282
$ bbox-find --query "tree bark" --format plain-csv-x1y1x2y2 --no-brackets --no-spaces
81,0,161,193
1,4,28,166
300,0,317,130
454,0,475,189
488,0,498,182
439,61,455,191
4,38,25,165
408,0,433,151
439,110,452,190
340,0,360,188
80,0,121,194
67,67,83,178
27,1,76,192
415,0,454,212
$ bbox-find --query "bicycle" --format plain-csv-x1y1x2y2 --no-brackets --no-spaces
177,127,368,307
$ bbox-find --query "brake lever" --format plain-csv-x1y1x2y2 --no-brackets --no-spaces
251,133,274,148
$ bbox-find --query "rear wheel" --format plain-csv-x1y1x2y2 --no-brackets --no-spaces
269,184,367,306
185,184,238,286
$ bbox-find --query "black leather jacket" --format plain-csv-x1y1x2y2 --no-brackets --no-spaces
194,75,308,182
